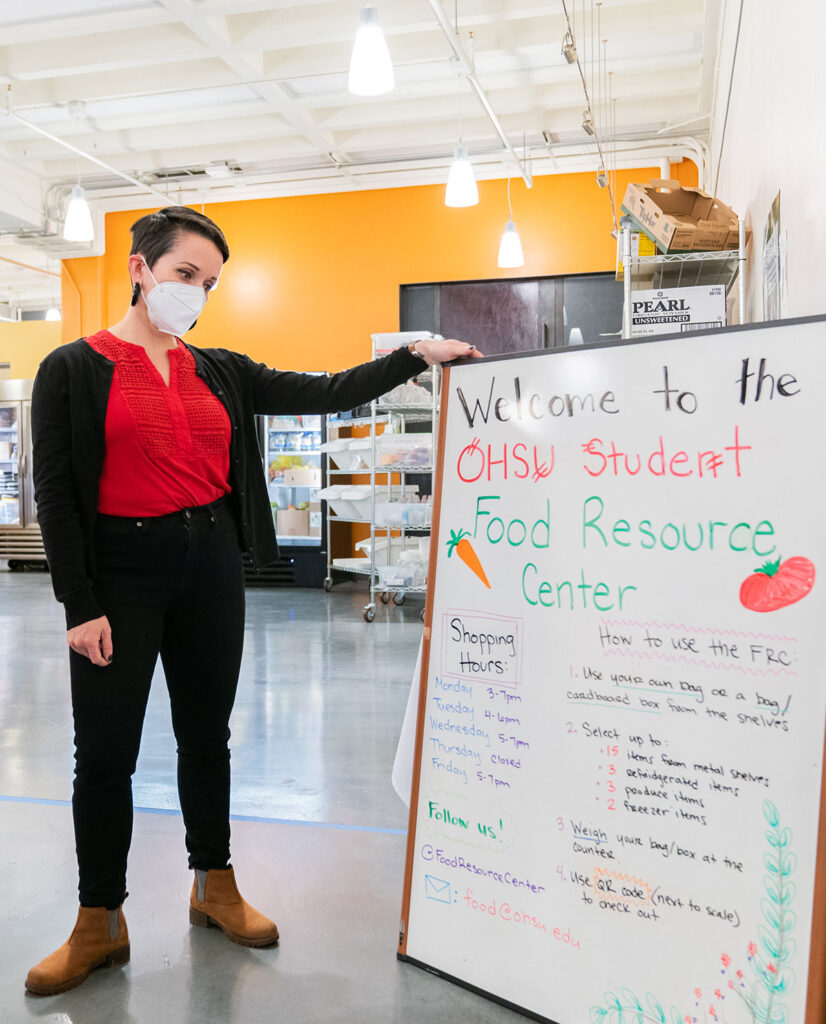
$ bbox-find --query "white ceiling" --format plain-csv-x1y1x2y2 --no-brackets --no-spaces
0,0,721,311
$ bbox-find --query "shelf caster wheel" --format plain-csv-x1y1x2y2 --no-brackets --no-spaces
363,606,376,622
380,591,391,604
322,578,333,592
393,592,406,605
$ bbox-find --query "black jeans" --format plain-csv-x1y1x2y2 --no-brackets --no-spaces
70,496,245,909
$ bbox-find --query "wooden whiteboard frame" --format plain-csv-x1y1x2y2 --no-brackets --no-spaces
397,363,451,956
397,319,826,1023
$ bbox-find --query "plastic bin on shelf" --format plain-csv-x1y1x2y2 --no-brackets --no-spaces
376,563,427,589
378,381,431,407
374,502,404,527
346,486,374,519
398,550,428,568
355,536,419,559
374,501,432,528
347,438,375,471
317,486,351,518
318,485,373,519
405,503,431,527
322,437,378,472
376,433,433,468
320,439,352,469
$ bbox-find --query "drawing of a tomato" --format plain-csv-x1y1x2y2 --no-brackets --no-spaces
739,556,815,612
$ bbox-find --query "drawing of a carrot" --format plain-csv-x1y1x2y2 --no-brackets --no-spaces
446,529,491,589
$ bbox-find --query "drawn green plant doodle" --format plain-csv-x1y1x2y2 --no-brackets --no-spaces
589,800,796,1024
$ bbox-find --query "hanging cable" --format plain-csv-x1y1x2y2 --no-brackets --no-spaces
559,0,617,229
712,0,744,198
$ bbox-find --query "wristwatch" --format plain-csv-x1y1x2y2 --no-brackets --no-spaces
408,341,427,361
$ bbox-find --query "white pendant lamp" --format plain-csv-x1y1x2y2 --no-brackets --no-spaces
63,185,94,242
45,306,61,321
497,221,524,268
497,178,524,268
445,145,478,207
348,4,394,96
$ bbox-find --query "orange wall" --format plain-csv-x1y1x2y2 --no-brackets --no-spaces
61,255,106,343
56,161,697,369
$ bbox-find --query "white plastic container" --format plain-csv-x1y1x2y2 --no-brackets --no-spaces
404,503,431,527
341,485,373,519
318,485,375,519
355,535,419,559
320,439,352,469
398,549,428,567
374,501,405,527
376,563,427,589
378,381,431,407
347,438,375,471
374,501,432,528
376,433,433,468
316,485,354,518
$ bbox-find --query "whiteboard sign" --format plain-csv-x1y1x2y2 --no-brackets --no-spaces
399,318,826,1024
440,610,523,687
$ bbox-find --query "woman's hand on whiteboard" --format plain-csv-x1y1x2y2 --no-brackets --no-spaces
67,615,113,667
413,338,482,366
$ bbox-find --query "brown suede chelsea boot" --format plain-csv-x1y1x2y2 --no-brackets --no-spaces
25,905,130,996
189,866,279,947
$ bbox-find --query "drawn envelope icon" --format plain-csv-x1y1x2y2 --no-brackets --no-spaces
424,875,451,904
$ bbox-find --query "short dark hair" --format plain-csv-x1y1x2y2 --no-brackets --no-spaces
129,206,230,268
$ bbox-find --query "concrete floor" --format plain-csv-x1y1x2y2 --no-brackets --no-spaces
0,569,526,1024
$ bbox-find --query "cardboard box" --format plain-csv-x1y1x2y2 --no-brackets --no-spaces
283,466,321,486
309,501,322,538
277,508,310,536
621,179,745,253
629,285,726,337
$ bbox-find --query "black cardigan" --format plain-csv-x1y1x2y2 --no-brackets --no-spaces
32,338,424,628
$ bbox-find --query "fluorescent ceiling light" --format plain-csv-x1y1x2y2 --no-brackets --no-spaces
63,185,94,242
348,4,394,96
445,145,478,207
497,220,524,268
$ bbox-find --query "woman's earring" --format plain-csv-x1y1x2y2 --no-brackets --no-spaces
130,282,140,306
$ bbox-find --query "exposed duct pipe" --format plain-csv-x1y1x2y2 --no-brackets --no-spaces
56,137,710,214
427,0,532,188
3,90,172,206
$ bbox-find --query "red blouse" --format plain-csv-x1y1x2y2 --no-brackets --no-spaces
86,330,231,516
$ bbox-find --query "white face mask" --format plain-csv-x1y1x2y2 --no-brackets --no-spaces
139,256,207,336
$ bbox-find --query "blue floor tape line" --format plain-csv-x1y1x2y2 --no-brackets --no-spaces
0,793,406,836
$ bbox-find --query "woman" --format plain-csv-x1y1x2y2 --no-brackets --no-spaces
27,205,479,995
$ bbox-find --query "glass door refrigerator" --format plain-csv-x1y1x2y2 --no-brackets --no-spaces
0,379,45,567
252,412,326,586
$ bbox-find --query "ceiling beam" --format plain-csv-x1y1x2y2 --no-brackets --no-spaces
153,0,358,185
427,0,532,187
